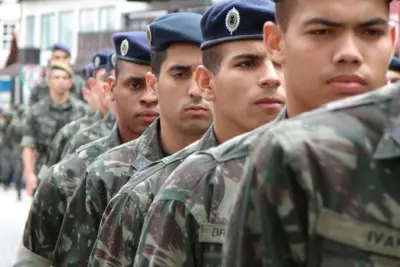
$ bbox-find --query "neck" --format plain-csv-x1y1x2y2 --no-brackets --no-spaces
213,120,246,145
285,94,311,118
118,125,140,143
160,119,204,155
49,90,69,105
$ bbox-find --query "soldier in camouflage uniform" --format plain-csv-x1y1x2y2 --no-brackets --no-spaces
14,32,154,267
4,107,25,200
29,43,85,105
42,63,103,168
52,16,214,266
60,50,117,157
223,83,400,267
88,1,285,266
134,0,396,266
21,62,87,196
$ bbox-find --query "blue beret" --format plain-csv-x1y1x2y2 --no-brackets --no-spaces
201,0,275,50
389,57,400,71
52,43,71,56
82,63,94,79
92,49,114,70
112,31,151,66
147,12,203,51
107,52,117,71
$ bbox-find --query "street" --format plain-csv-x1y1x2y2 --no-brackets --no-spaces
0,188,31,267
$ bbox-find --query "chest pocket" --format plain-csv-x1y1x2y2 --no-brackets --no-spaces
314,209,400,267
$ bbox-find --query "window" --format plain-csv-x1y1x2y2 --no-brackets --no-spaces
2,23,16,50
26,16,35,46
41,13,55,49
59,11,74,48
79,8,96,33
99,6,116,31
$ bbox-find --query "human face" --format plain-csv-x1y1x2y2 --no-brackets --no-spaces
94,68,109,113
200,40,284,136
51,50,71,65
386,70,400,84
151,44,213,135
47,69,72,95
267,0,394,117
111,61,158,136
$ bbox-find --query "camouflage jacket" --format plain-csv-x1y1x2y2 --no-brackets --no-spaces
20,96,87,173
222,85,400,267
61,112,115,157
52,118,166,267
134,110,288,267
43,111,103,169
28,75,85,106
89,126,219,267
20,124,121,263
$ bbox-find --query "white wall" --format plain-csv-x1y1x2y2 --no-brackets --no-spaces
0,0,21,66
19,0,149,65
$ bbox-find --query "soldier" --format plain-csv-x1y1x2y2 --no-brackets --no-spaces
59,50,118,157
387,56,400,84
40,63,101,172
28,43,85,105
21,62,87,196
4,107,25,200
223,85,400,266
52,13,213,267
13,31,156,267
88,1,284,266
134,0,396,265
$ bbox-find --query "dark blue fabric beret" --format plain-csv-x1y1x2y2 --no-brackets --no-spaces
92,49,114,70
147,12,203,51
201,0,275,50
52,43,71,56
112,31,151,66
107,52,117,71
389,57,400,71
82,63,94,79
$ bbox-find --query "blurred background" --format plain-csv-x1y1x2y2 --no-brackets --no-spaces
0,0,220,111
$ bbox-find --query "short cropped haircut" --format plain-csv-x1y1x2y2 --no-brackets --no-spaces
202,45,223,75
151,50,168,78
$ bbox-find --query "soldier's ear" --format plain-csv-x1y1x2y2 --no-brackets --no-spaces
195,65,216,101
264,22,285,66
146,72,157,94
88,77,96,90
108,76,116,101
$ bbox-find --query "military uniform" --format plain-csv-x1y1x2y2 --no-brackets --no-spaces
133,2,279,266
18,124,121,265
134,109,286,267
4,109,24,198
43,110,103,169
51,31,158,267
60,111,115,157
222,84,400,267
89,126,219,267
20,95,87,176
60,49,116,157
52,118,164,267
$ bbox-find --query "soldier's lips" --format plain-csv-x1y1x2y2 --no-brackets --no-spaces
137,111,159,122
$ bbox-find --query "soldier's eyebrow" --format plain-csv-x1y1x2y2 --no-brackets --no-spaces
303,17,388,28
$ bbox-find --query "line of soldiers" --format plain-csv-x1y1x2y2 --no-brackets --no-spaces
14,0,400,266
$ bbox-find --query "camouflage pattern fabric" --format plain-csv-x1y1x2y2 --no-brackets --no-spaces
52,119,166,267
222,84,400,267
61,112,115,157
44,111,103,168
21,124,121,263
20,96,87,174
133,110,287,267
28,75,85,106
88,127,219,267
